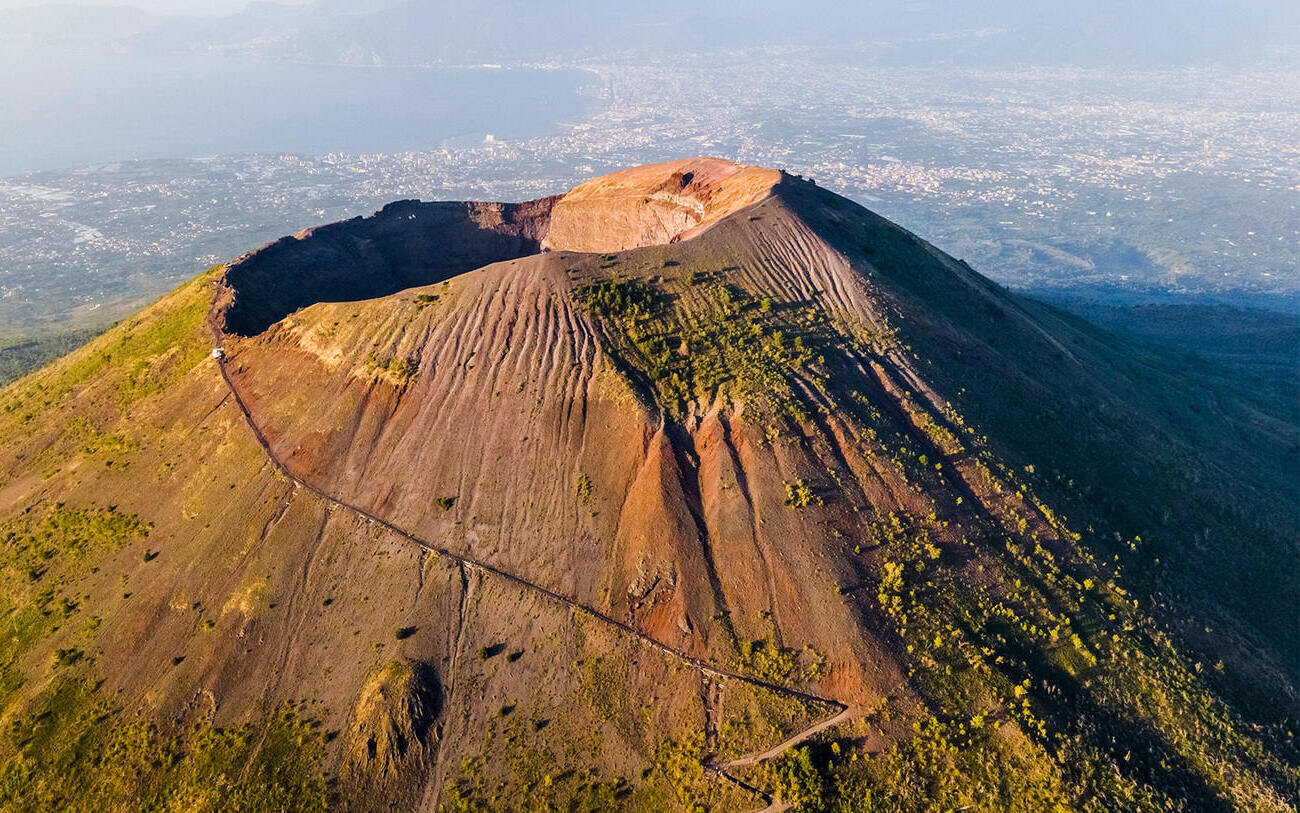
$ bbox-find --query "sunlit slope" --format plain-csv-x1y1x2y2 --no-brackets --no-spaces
0,159,1295,811
542,157,783,252
0,274,772,811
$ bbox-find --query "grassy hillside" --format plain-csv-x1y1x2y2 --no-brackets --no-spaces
0,270,336,809
0,327,106,388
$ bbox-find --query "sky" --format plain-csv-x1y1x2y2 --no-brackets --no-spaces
0,0,304,10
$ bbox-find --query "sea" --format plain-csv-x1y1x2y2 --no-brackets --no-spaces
0,47,596,177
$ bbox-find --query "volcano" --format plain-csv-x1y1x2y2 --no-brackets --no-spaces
0,158,1294,811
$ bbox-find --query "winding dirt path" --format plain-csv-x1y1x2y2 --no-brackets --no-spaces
721,706,861,769
207,304,854,809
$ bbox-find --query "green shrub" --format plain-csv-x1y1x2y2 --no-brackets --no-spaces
766,747,825,812
364,351,417,382
52,648,82,667
784,479,821,508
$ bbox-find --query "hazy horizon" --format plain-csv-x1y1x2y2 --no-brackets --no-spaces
4,0,1298,67
1,0,1297,341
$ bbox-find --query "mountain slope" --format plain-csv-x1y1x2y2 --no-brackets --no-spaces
0,158,1295,811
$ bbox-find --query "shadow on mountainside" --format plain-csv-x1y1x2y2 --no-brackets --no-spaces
218,197,556,336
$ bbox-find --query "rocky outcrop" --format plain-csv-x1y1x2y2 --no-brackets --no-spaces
543,157,782,252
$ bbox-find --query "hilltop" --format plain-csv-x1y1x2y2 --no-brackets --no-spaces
0,158,1295,811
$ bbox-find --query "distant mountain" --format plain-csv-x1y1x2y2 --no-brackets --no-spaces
0,3,163,44
0,158,1294,809
15,0,1293,66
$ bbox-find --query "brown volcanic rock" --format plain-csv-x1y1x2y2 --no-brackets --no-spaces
543,157,782,252
215,168,906,705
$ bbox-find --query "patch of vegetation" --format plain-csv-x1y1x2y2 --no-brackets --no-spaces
0,270,217,480
783,479,822,508
574,272,838,421
736,638,824,685
577,651,633,726
575,473,593,504
0,676,328,810
850,462,1299,810
844,318,903,356
443,750,634,813
0,504,149,706
51,647,83,668
435,496,456,511
364,351,417,382
764,746,826,812
573,278,660,322
758,718,1069,812
712,681,831,765
221,576,271,620
651,733,715,809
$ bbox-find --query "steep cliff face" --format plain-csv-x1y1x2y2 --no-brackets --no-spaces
542,158,783,252
0,159,1294,812
219,196,558,337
